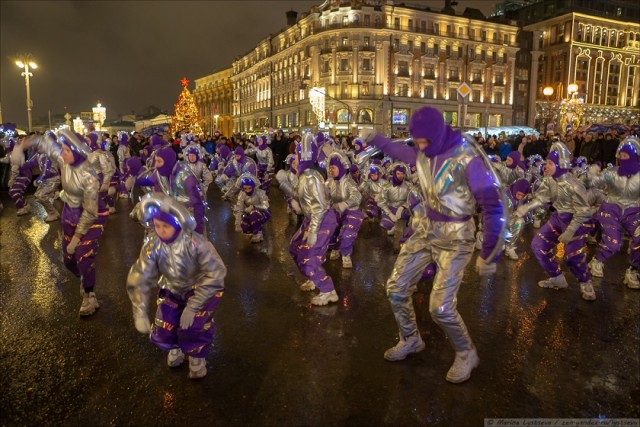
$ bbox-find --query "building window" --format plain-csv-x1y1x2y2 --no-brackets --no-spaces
398,61,410,77
363,58,372,71
408,19,413,31
472,90,481,102
494,92,503,104
393,39,399,50
445,45,451,57
481,30,487,41
433,43,439,54
342,37,348,47
458,27,464,37
449,87,458,101
425,65,435,79
443,111,458,125
364,15,370,26
425,86,434,99
341,82,348,97
495,71,504,85
340,58,349,71
408,40,413,51
394,17,400,29
421,20,426,33
361,81,370,95
488,114,502,126
375,15,380,26
358,109,373,123
434,23,440,35
343,16,349,26
337,108,350,123
449,66,459,80
399,84,409,96
323,60,330,73
421,42,426,53
364,36,370,47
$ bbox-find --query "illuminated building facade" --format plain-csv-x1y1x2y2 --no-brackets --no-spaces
216,0,520,135
193,68,234,137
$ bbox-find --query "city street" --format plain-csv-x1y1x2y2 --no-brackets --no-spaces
1,186,639,426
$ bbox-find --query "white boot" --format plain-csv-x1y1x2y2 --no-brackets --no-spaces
188,357,207,379
310,290,339,306
16,205,31,216
299,280,316,291
79,291,100,316
446,346,479,383
623,268,639,289
329,250,340,260
386,227,395,236
505,247,519,260
250,232,263,243
342,255,352,269
44,212,60,222
383,334,425,362
167,348,185,367
533,217,542,229
588,258,604,278
580,281,596,301
109,206,116,214
538,275,569,289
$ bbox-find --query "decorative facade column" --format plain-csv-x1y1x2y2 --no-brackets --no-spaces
528,50,543,127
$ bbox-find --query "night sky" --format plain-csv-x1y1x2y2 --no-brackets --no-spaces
1,0,495,127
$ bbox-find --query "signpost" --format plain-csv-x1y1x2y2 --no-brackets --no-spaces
457,82,471,131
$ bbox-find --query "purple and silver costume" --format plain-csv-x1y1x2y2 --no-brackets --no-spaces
127,193,226,358
326,152,364,257
365,106,505,381
234,174,271,239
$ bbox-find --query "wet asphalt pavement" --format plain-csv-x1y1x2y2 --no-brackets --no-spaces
1,185,639,427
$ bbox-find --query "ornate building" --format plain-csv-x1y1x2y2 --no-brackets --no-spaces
193,68,233,137
226,0,519,136
513,0,640,129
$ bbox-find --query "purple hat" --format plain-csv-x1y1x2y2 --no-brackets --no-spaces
391,164,406,186
87,132,99,152
315,132,326,145
234,146,245,161
349,164,359,175
240,175,256,195
409,106,459,158
124,157,143,177
58,131,90,166
617,137,639,177
119,133,129,147
218,144,231,160
155,146,177,177
509,179,530,198
506,151,524,170
329,155,346,180
185,145,200,163
151,208,182,244
546,150,568,179
150,134,167,150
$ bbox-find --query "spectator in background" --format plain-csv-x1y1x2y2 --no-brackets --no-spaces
498,136,512,160
601,132,619,166
485,136,498,156
512,130,525,152
533,133,548,157
573,132,584,158
129,132,144,157
579,133,601,164
271,131,286,172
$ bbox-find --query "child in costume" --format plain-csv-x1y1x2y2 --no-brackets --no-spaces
127,192,226,379
326,152,364,269
233,173,271,243
289,133,339,306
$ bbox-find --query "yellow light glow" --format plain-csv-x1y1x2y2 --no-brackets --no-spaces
543,87,554,96
16,60,24,68
568,83,579,94
29,62,37,69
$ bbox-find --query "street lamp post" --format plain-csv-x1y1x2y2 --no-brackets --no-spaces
15,54,38,132
542,86,555,132
214,114,220,133
302,84,353,131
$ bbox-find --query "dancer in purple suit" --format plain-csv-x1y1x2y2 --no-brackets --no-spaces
233,174,271,243
360,106,506,383
19,151,60,221
24,130,106,316
326,152,364,269
127,192,226,379
289,132,339,306
513,142,596,300
587,136,640,289
134,146,205,235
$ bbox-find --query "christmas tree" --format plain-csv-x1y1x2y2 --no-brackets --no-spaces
171,77,203,135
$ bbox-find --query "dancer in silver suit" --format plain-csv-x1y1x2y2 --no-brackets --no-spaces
360,107,506,383
513,142,596,301
326,151,364,269
24,130,107,316
127,192,226,379
587,136,640,288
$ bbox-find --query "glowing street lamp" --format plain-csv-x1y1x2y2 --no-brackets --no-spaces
567,83,579,96
214,114,220,131
15,54,37,132
543,86,554,99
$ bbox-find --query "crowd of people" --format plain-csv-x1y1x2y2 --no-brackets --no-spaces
0,108,637,383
